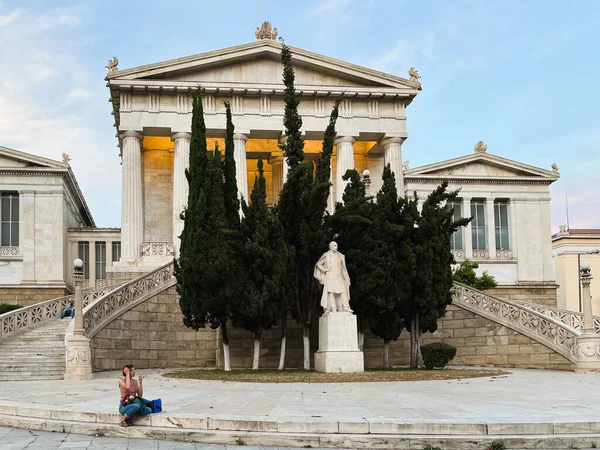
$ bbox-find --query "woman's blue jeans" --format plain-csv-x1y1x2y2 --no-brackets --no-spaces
119,401,151,418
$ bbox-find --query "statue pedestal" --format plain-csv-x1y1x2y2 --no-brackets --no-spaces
64,334,93,380
575,333,600,373
314,312,364,373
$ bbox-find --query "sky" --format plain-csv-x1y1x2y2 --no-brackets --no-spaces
0,0,598,230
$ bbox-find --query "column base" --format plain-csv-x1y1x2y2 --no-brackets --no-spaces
575,333,600,373
64,334,93,380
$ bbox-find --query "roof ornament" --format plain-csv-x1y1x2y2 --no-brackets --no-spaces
255,21,278,40
402,160,410,170
559,224,568,233
408,67,421,83
105,56,119,72
62,153,71,163
552,163,559,173
474,141,488,153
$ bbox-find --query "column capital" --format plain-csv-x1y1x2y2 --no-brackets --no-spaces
380,136,406,146
279,132,306,145
171,132,191,141
119,130,143,140
233,133,249,142
269,155,285,165
334,136,356,146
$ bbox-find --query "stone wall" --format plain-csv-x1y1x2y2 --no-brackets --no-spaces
485,284,558,307
90,286,217,372
0,287,69,306
142,149,173,243
90,287,573,372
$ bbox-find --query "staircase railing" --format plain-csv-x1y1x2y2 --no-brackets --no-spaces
509,300,600,334
0,285,121,341
451,282,580,363
82,261,175,338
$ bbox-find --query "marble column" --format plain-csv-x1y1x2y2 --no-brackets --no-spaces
509,199,518,259
382,137,405,196
18,190,35,282
269,155,285,204
335,136,355,203
171,132,191,258
120,131,144,261
234,133,249,204
486,198,497,259
463,197,473,259
89,240,96,288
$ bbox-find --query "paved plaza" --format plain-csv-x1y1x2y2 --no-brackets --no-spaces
0,426,336,450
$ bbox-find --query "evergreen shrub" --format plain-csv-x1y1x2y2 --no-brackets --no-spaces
423,445,443,450
0,303,23,315
420,342,457,370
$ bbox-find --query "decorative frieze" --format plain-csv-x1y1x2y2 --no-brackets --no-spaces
204,95,216,114
148,94,160,113
340,100,352,118
394,101,406,119
314,98,326,118
232,96,244,115
368,100,379,119
120,93,132,112
176,94,189,114
141,242,174,257
260,96,271,116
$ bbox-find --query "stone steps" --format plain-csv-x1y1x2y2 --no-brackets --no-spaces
1,411,600,449
0,320,68,380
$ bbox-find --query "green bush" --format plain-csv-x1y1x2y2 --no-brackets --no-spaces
423,445,443,450
452,259,497,290
487,441,506,450
420,342,457,370
0,303,23,315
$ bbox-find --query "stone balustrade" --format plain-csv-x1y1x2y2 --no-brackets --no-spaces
0,285,120,341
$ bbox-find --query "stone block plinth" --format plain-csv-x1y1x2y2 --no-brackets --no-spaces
575,333,600,373
314,312,364,373
64,334,93,380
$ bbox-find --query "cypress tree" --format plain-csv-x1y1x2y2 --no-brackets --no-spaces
404,180,470,369
277,44,340,369
235,158,287,369
175,91,209,330
223,101,240,227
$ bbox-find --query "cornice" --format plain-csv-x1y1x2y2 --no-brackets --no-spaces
404,176,554,186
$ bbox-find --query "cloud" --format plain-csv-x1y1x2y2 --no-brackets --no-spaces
0,5,121,226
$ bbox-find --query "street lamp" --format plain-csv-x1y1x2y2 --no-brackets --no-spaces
578,250,600,312
580,261,594,334
73,258,85,336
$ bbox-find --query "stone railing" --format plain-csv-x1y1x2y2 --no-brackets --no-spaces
451,249,465,260
141,242,174,257
82,261,175,338
472,249,489,259
496,250,513,259
511,301,600,335
0,285,120,341
0,246,20,257
451,282,580,363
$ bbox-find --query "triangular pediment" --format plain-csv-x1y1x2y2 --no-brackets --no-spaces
0,146,68,170
405,152,559,182
107,40,420,91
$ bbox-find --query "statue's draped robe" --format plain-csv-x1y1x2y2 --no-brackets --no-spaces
314,251,351,310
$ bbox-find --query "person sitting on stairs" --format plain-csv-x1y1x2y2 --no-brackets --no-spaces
60,298,75,319
118,364,151,427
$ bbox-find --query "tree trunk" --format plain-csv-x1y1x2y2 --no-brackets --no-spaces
302,324,311,370
221,322,231,372
278,314,287,370
410,314,420,369
252,330,261,370
383,340,390,369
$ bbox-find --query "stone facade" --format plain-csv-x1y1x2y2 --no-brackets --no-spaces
0,287,68,307
142,148,173,243
485,284,558,307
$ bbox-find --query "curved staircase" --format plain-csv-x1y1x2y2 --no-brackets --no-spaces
0,319,71,381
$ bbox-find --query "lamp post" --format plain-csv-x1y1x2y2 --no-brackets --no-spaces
64,258,93,380
73,258,84,336
362,169,371,195
575,261,600,373
578,250,600,312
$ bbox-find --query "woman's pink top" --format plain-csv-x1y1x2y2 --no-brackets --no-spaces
120,378,139,398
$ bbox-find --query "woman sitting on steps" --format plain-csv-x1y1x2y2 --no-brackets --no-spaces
118,364,151,427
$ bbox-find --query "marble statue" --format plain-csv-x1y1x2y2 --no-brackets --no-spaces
408,67,421,82
552,163,559,173
474,140,488,153
255,21,278,40
62,153,71,163
314,241,352,313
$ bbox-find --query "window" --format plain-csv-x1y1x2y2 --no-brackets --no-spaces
470,199,487,250
1,192,19,246
112,241,121,262
96,242,106,280
494,200,510,250
78,241,90,279
447,199,463,250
